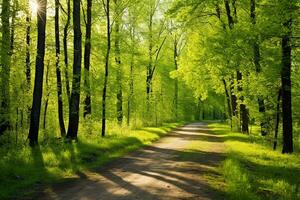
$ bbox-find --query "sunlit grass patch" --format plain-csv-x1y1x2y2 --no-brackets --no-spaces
209,123,300,200
0,122,182,199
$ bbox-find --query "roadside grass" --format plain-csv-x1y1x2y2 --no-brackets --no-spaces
0,122,183,200
209,123,300,200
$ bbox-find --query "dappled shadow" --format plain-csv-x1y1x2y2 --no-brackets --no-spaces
40,122,226,199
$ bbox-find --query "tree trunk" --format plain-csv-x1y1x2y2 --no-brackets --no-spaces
173,36,179,119
281,20,293,154
43,62,50,130
83,0,92,118
0,0,11,135
67,0,82,140
250,0,267,136
127,15,135,126
222,79,232,120
127,53,134,126
26,7,31,86
55,0,66,137
28,0,47,146
114,0,123,124
102,0,111,137
63,0,71,103
273,88,281,151
230,77,237,116
237,71,249,133
146,9,153,112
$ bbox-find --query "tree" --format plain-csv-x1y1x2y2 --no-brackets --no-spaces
66,0,82,140
114,0,123,125
146,0,167,112
102,0,111,137
0,0,11,135
55,0,66,137
83,0,92,118
28,0,48,146
63,0,71,103
281,17,293,153
250,0,267,136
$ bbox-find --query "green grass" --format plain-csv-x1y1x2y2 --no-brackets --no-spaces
209,123,300,200
0,122,183,200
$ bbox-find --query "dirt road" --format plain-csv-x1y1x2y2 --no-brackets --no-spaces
41,122,226,200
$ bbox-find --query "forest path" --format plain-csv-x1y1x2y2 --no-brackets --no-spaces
41,122,226,200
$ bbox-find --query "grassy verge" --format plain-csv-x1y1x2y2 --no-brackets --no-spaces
209,123,300,200
0,122,183,199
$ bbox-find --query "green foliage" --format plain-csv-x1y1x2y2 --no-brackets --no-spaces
210,123,300,200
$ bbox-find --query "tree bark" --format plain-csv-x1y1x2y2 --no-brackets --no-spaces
237,71,249,133
0,0,11,135
28,0,47,146
83,0,92,118
26,7,31,86
281,19,293,153
67,0,82,140
102,0,111,137
250,0,267,136
63,0,71,103
114,0,123,124
127,12,135,126
273,88,281,151
173,36,179,119
55,0,66,137
222,78,232,120
43,62,50,130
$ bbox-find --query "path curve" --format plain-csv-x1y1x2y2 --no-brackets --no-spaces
41,122,225,200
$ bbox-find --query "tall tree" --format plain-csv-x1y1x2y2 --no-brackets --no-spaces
26,2,31,86
55,0,66,137
114,0,123,124
0,0,11,135
83,0,92,118
146,1,166,112
127,5,137,126
102,0,111,137
63,0,71,103
28,0,47,146
281,17,293,153
66,0,82,139
250,0,267,136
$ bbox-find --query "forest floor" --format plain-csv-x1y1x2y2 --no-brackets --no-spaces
39,122,226,200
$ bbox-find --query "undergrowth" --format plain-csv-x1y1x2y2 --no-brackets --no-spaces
209,123,300,200
0,121,183,199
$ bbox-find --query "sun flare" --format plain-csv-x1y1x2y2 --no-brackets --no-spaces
29,0,39,14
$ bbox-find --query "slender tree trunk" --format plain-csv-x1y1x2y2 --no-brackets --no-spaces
26,8,31,86
0,0,11,135
83,0,92,118
146,10,153,112
237,71,249,133
281,19,293,154
114,0,123,124
127,53,134,126
43,62,50,130
25,3,32,126
250,0,267,136
55,0,66,137
67,0,82,140
173,36,179,119
230,77,237,116
102,0,111,137
28,0,47,146
127,17,135,126
222,79,232,120
273,88,281,151
63,0,71,103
